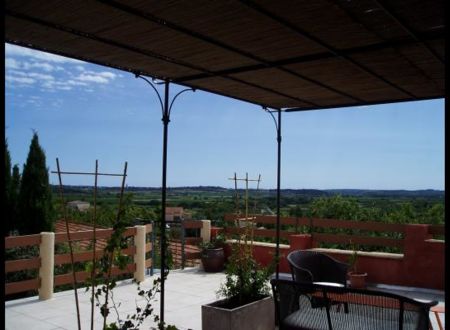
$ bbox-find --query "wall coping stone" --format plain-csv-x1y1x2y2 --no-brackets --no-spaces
226,239,290,249
424,239,445,243
310,248,404,260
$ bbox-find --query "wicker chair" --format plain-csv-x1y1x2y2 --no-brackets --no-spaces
287,250,349,286
287,250,350,312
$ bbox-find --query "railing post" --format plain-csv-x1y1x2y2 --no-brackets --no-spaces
150,221,155,276
181,220,186,269
134,225,146,283
200,220,211,243
39,232,54,300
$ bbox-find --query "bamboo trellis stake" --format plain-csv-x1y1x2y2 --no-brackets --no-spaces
52,160,128,330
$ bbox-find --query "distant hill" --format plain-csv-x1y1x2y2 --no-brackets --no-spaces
51,185,443,199
324,189,444,198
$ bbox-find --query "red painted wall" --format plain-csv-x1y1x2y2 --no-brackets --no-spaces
220,224,444,290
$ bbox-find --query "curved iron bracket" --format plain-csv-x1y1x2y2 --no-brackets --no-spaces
169,87,196,117
263,107,282,143
136,74,195,123
135,74,164,115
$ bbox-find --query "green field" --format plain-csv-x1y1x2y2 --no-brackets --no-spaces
52,186,445,229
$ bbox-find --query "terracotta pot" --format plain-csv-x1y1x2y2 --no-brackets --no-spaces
201,247,225,272
348,271,368,289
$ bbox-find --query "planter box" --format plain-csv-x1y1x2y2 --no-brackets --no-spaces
202,296,274,330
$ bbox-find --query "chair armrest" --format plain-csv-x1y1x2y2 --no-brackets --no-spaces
412,298,439,308
313,281,345,287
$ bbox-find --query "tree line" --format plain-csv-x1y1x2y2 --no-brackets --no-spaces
5,133,54,236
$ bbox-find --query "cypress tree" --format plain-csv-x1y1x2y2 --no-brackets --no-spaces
17,133,54,234
5,140,12,236
10,164,21,234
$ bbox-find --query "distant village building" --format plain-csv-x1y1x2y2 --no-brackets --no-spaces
165,207,191,221
67,200,90,212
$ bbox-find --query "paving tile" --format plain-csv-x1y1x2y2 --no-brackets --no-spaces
5,313,62,330
5,268,445,330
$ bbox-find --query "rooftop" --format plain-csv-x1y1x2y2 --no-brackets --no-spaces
5,268,445,330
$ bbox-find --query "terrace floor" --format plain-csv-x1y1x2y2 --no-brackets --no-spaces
5,267,445,330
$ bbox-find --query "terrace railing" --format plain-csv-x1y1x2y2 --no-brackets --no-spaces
167,219,208,269
5,224,152,300
223,214,445,252
222,213,445,290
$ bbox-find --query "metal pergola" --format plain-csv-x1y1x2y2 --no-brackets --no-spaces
5,0,445,326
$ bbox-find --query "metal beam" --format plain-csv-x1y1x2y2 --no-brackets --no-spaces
372,0,444,64
174,30,444,83
332,0,444,92
284,96,443,113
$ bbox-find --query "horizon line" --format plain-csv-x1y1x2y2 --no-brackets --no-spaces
49,184,445,192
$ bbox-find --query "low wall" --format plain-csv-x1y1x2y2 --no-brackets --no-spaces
221,224,444,290
224,239,291,273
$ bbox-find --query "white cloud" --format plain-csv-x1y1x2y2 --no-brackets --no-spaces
57,86,72,90
5,58,20,69
98,71,116,79
9,70,27,76
6,57,57,73
5,44,119,92
76,73,109,83
23,61,55,72
67,79,88,86
5,43,84,64
28,72,55,81
6,75,35,84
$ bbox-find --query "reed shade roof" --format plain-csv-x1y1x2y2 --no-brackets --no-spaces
5,0,445,110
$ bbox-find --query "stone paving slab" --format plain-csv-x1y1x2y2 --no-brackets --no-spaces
5,268,445,330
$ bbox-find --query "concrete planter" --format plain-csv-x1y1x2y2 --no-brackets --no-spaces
202,296,274,330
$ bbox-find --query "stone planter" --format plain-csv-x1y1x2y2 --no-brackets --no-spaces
202,296,274,330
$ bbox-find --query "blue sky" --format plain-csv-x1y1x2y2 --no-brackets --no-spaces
5,43,445,190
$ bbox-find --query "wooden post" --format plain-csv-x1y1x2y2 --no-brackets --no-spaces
39,232,54,300
134,225,146,282
201,220,211,243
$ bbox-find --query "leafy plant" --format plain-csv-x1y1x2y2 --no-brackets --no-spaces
215,173,274,308
199,233,225,252
348,241,359,273
217,242,274,307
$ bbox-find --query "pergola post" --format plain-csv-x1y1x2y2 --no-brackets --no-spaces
136,75,195,326
160,80,170,325
265,107,282,279
275,109,282,279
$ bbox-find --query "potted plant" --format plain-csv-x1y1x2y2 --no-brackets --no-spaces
201,242,275,330
200,234,225,272
347,243,368,289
